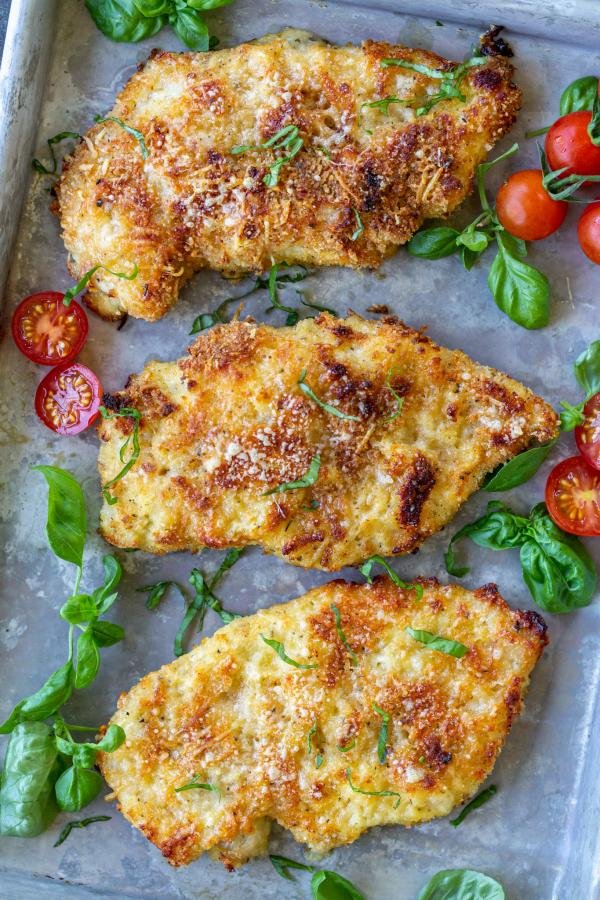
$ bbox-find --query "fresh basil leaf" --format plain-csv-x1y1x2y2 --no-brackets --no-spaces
260,635,318,670
405,627,468,658
560,76,599,115
0,661,74,734
53,814,111,847
270,854,314,881
71,745,97,769
186,0,234,9
358,555,423,599
90,620,125,646
417,868,505,899
74,628,100,690
33,466,86,571
372,703,389,764
407,227,460,260
559,400,585,432
573,339,600,399
520,504,597,613
60,594,98,625
460,245,479,271
345,768,401,807
0,722,63,836
170,7,210,50
55,766,103,812
93,724,126,753
263,455,321,494
488,231,550,329
133,0,172,15
449,784,497,826
92,555,122,613
85,0,167,42
588,93,600,146
330,604,359,666
311,869,365,900
483,440,557,492
444,501,527,577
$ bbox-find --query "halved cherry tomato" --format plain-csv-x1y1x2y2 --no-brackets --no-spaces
35,362,102,435
545,111,600,177
545,455,600,536
496,169,567,241
575,393,600,471
12,292,88,366
577,201,600,264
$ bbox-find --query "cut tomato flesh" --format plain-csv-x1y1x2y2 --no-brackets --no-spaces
35,363,102,436
575,393,600,471
545,455,600,536
12,292,88,366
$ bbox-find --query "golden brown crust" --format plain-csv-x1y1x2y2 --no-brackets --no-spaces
97,314,558,568
99,577,547,867
56,29,521,321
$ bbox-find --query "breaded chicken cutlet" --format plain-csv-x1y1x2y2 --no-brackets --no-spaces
98,314,558,568
99,577,548,868
56,28,521,321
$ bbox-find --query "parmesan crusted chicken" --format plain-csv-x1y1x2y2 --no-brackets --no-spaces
98,315,558,568
56,29,521,321
99,577,548,868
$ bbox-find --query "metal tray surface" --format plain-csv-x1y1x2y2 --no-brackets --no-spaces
0,1,599,897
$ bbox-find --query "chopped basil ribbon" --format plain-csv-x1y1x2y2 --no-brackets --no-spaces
307,719,318,754
345,768,401,808
63,263,139,307
174,776,220,797
330,604,359,666
359,555,423,600
298,369,360,421
450,784,497,826
53,814,111,847
384,368,405,421
136,580,178,611
232,124,303,187
361,95,405,116
263,454,321,494
372,703,390,764
260,635,318,669
32,131,81,176
351,208,364,241
270,854,314,880
94,115,149,159
405,627,469,658
98,407,141,505
380,55,484,116
337,738,356,752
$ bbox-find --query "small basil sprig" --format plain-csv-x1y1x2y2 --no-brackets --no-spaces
269,855,365,898
84,0,233,50
408,143,550,329
0,467,126,838
380,55,484,116
449,784,497,827
99,406,141,504
418,868,505,900
32,131,81,177
561,75,599,115
445,500,597,614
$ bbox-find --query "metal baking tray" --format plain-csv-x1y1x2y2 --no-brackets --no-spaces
1,1,599,897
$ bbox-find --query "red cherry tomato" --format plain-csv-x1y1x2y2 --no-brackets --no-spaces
575,393,600,471
545,455,600,536
495,169,567,241
577,201,600,264
12,292,88,366
35,362,102,436
545,111,600,177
